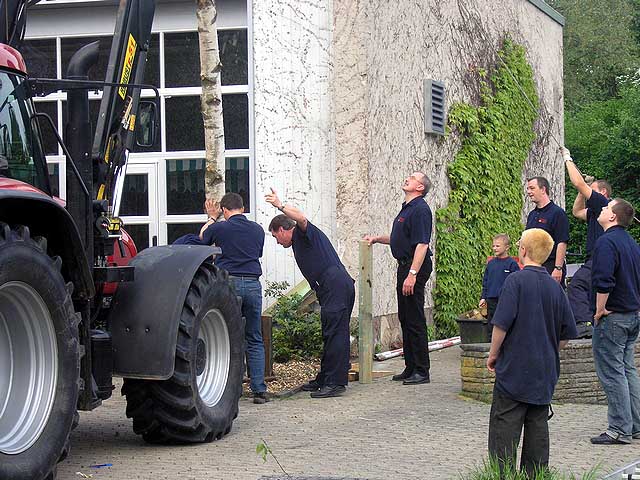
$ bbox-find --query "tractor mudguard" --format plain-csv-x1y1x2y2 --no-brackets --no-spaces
0,188,94,299
108,244,222,379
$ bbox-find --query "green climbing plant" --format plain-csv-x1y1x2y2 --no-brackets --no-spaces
434,39,539,337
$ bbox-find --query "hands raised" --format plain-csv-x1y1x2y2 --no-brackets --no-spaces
265,188,283,209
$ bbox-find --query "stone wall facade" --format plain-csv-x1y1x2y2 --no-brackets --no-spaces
460,341,640,404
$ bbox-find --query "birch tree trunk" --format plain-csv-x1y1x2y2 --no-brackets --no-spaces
196,0,225,199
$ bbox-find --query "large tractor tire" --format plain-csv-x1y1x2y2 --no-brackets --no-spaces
122,262,244,444
0,223,81,480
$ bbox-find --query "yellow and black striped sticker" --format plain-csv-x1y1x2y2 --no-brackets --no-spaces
118,34,137,99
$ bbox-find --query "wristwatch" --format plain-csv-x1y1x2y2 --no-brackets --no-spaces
409,269,418,276
554,265,563,271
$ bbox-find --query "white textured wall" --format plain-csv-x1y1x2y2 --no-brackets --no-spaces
333,0,564,347
252,0,335,295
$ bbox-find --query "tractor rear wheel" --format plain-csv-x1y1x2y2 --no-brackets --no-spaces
0,223,80,480
122,262,244,443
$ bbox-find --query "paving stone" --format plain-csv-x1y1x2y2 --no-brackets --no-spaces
57,347,640,480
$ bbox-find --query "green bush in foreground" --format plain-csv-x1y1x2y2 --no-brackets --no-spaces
461,456,601,480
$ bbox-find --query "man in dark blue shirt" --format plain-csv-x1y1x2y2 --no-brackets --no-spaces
589,198,640,445
364,172,433,385
200,193,269,404
563,147,611,335
525,177,570,285
487,228,576,475
266,189,354,399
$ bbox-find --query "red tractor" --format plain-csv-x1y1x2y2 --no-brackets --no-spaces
0,1,245,479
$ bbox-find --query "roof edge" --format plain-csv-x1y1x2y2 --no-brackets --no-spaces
527,0,565,27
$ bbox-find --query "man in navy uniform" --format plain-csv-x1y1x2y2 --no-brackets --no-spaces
487,228,576,475
364,172,433,385
200,193,269,404
589,198,640,445
266,189,355,399
562,147,611,335
525,177,569,285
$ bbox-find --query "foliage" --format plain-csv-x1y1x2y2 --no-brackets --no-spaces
434,39,538,337
461,456,600,480
256,438,289,476
265,281,323,363
546,0,640,112
564,85,640,258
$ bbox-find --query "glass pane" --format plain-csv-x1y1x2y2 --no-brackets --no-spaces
132,100,161,153
222,94,249,150
218,29,248,86
0,72,49,192
22,39,57,79
167,223,203,245
164,32,200,87
166,159,205,214
123,224,149,251
120,173,149,216
61,36,112,81
144,34,160,87
34,102,59,155
225,157,250,213
165,96,204,151
48,163,60,197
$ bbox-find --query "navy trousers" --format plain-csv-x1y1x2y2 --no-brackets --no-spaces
396,257,432,376
314,266,355,387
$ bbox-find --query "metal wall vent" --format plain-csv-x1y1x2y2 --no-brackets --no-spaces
424,79,446,135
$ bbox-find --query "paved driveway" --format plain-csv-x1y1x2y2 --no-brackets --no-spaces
59,347,638,479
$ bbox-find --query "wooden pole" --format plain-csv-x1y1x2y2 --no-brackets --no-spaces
358,240,373,384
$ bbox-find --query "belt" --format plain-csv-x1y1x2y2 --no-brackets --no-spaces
228,275,260,280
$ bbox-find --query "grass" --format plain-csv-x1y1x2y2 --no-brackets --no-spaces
461,457,601,480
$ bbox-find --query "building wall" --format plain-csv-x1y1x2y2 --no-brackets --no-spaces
252,1,336,296
333,0,564,347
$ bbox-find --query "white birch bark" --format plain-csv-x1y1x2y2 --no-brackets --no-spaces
196,0,225,198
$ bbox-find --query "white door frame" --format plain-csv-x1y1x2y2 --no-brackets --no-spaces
119,162,159,249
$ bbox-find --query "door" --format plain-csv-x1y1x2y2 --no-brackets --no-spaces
118,162,159,251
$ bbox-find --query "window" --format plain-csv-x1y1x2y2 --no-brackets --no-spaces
165,96,204,151
0,72,49,192
166,158,205,215
226,157,250,212
24,23,252,243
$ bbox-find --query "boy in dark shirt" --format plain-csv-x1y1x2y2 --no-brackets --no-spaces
487,228,577,475
479,233,520,321
589,198,640,445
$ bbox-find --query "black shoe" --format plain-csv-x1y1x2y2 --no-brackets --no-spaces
253,392,270,404
392,370,413,381
590,432,630,445
402,373,430,385
633,432,640,440
301,379,322,391
310,384,346,398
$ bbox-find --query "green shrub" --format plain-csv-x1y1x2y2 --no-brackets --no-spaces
434,38,538,338
461,456,600,480
266,281,323,363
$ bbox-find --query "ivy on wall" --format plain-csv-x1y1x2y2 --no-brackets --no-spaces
433,39,539,337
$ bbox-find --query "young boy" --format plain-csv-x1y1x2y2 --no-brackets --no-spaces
479,234,520,321
487,228,577,475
